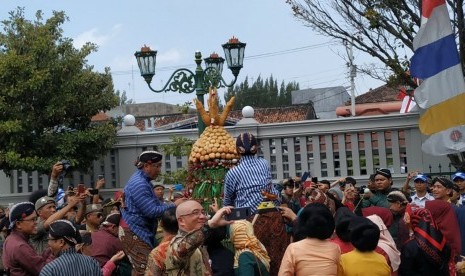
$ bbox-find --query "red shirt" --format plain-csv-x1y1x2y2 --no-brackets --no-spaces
91,228,123,267
344,201,355,212
2,230,49,275
330,236,354,254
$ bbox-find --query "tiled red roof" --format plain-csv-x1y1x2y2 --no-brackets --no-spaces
91,112,109,122
229,105,316,124
133,104,316,130
350,84,402,105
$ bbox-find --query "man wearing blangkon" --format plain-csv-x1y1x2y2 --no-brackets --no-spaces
119,151,185,275
224,132,279,213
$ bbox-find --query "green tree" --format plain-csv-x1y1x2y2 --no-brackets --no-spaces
224,75,299,109
0,8,119,174
285,0,465,85
285,0,465,170
159,135,194,185
159,136,194,157
115,89,135,105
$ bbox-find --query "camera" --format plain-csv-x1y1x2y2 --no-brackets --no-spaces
57,160,73,188
61,160,72,172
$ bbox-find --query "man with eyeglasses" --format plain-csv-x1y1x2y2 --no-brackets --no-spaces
2,202,49,275
159,200,232,275
120,151,186,275
40,220,101,276
82,204,104,233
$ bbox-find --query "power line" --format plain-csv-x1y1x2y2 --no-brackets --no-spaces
110,41,338,76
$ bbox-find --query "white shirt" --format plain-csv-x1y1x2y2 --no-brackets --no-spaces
410,192,434,208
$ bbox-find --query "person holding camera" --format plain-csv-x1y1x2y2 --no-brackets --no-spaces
281,178,301,215
160,200,233,275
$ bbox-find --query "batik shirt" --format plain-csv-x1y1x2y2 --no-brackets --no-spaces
162,228,212,276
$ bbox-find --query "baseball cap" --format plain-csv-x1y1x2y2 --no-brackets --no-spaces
85,204,103,216
453,172,465,181
413,174,428,183
152,182,165,189
102,213,120,226
35,196,56,211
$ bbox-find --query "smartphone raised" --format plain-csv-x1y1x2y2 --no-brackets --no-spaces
67,186,75,196
301,171,310,182
77,184,85,195
98,174,104,180
225,207,252,221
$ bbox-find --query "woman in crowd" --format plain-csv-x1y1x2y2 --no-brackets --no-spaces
366,214,401,276
425,199,461,275
279,203,341,275
339,216,390,276
229,220,270,276
399,208,450,276
330,207,355,254
341,184,356,212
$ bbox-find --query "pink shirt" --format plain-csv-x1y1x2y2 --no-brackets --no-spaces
279,238,341,276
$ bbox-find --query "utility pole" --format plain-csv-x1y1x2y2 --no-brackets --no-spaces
344,38,357,117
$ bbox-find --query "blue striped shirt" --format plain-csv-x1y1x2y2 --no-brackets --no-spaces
39,247,101,276
121,169,174,247
224,155,279,214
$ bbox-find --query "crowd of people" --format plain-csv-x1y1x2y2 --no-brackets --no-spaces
0,132,464,276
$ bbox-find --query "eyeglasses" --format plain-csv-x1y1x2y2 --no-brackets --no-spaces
19,217,38,222
96,213,103,218
179,209,207,217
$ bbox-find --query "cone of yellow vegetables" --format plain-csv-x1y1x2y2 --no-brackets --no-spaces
187,87,239,205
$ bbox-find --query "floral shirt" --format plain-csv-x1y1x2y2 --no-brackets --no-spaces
145,228,211,276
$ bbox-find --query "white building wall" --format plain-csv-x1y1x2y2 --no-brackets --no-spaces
0,113,452,205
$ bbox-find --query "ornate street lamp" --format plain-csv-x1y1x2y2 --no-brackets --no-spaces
134,37,246,135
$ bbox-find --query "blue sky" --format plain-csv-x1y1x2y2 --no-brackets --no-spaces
2,1,384,105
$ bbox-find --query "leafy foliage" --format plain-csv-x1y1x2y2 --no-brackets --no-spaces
0,8,119,174
115,89,135,105
159,136,194,158
285,0,465,168
285,0,465,86
159,135,194,185
160,168,188,185
224,75,300,110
